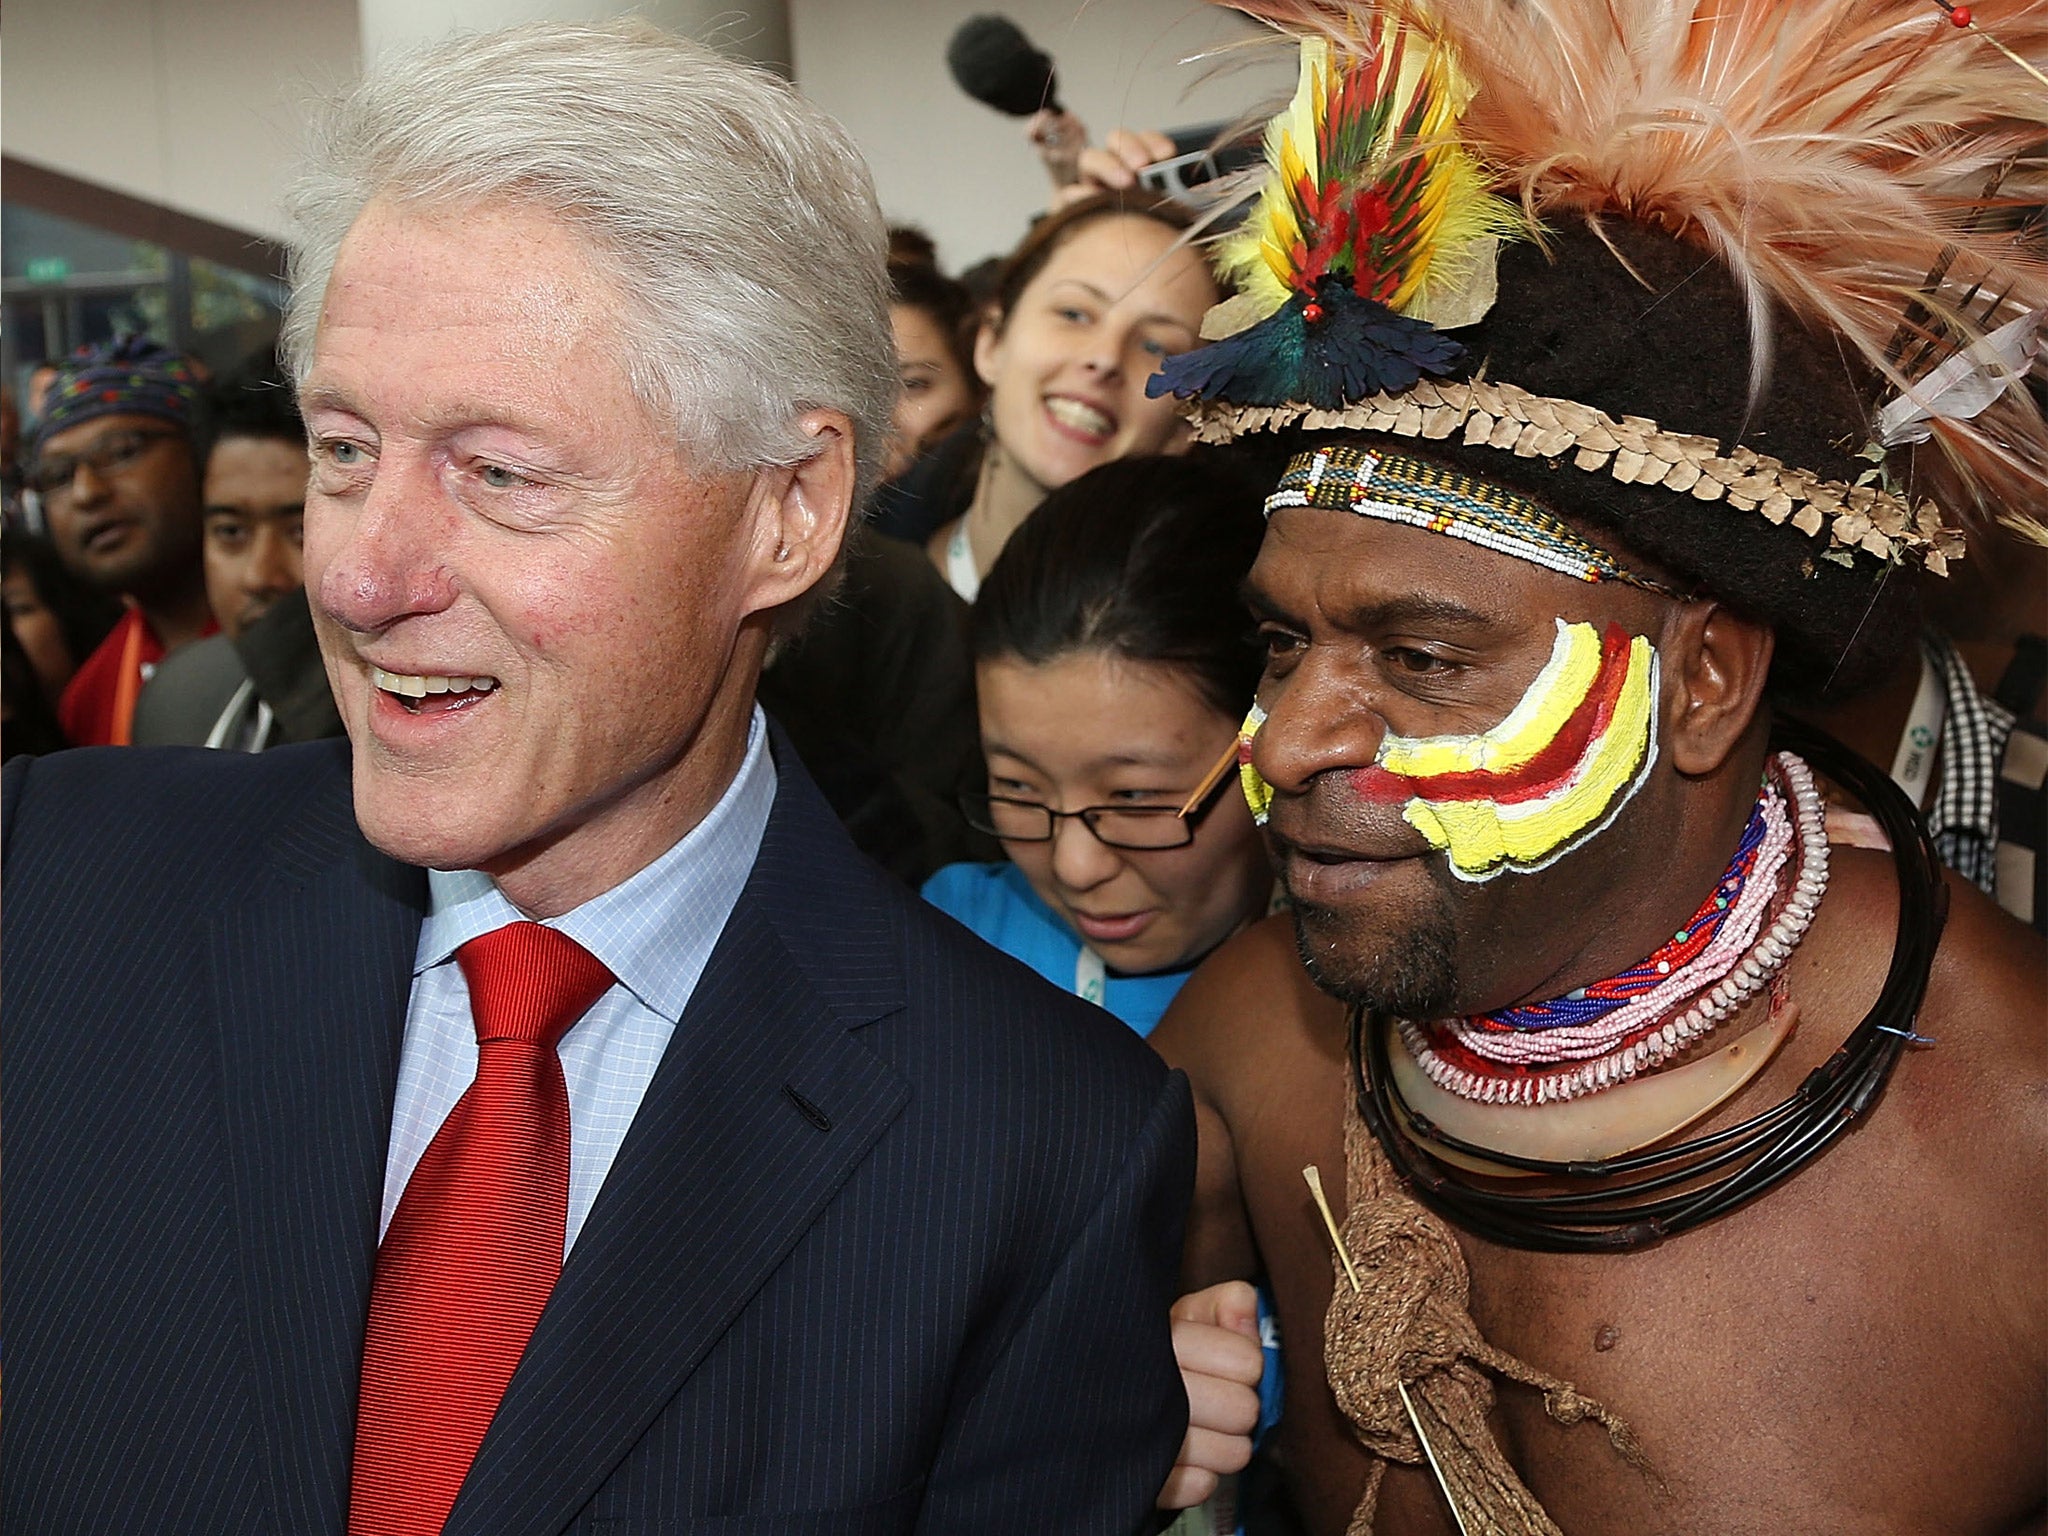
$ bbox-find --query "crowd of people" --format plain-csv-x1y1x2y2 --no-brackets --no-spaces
4,6,2044,1535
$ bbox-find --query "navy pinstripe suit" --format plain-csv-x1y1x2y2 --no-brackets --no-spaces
3,735,1194,1534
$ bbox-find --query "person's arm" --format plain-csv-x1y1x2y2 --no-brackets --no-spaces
1147,916,1303,1511
915,1071,1197,1533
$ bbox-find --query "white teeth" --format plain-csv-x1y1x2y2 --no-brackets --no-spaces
370,666,498,699
1046,397,1113,435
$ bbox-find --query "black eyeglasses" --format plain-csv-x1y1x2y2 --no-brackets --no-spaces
27,428,181,496
958,767,1236,851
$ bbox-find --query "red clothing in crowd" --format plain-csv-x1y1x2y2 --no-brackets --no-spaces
58,607,217,747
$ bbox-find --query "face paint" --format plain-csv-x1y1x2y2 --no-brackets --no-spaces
1238,703,1273,825
1356,618,1659,881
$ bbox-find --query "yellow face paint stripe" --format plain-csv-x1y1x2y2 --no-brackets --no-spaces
1376,618,1602,779
1233,623,1659,879
1238,703,1273,826
1402,633,1659,881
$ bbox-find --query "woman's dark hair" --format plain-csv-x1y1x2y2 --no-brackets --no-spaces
886,224,940,269
888,258,983,404
988,189,1201,332
972,452,1269,719
2,531,123,674
2,618,67,758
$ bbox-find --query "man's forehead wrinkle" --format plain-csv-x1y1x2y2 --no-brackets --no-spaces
307,217,646,457
328,201,624,356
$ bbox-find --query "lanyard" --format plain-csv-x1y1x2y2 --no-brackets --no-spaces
1888,648,1946,808
944,520,981,603
107,611,150,746
1074,945,1107,1006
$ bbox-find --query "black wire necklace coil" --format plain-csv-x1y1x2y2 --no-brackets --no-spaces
1349,719,1949,1254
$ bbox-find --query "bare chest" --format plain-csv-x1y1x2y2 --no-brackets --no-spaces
1232,1057,2041,1536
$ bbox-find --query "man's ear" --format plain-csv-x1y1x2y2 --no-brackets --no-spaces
742,408,856,616
1661,599,1775,776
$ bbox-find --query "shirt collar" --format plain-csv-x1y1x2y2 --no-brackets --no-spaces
416,706,778,1021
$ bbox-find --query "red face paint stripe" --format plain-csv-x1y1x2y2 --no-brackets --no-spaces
1351,623,1633,805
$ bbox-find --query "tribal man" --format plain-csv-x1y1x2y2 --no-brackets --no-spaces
1150,3,2047,1532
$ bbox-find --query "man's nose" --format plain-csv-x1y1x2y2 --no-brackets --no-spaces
244,523,302,596
313,457,458,633
1251,657,1388,796
64,459,112,508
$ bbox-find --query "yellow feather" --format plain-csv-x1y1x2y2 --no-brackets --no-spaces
1219,37,1331,319
1217,25,1523,323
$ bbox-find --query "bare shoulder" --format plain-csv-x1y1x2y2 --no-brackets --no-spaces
1861,858,2048,1202
1922,867,2047,1078
1152,912,1342,1091
1154,913,1350,1288
1912,870,2048,1320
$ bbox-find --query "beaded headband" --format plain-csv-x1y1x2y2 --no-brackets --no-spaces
1195,379,1964,574
1268,443,1683,596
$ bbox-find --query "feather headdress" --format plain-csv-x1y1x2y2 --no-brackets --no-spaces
1207,0,2048,552
1150,18,1523,406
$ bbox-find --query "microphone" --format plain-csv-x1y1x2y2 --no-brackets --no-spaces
946,15,1063,117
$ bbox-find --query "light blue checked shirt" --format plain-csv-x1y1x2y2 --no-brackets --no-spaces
378,707,777,1257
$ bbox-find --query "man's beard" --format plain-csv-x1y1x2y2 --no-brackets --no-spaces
1290,882,1460,1019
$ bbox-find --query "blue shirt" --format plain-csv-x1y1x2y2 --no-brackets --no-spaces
919,861,1194,1037
379,707,777,1257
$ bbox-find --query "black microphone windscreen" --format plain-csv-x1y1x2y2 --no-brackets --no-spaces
946,15,1061,117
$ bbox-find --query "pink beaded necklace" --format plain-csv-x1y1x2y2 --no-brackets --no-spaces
1402,752,1830,1105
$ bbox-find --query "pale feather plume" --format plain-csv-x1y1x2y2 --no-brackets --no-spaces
1224,0,2048,543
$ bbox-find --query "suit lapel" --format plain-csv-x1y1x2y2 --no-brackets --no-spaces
448,739,912,1536
212,772,425,1535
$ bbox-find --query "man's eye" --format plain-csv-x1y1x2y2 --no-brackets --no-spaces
323,441,367,467
479,464,532,489
1256,626,1305,662
1385,646,1455,675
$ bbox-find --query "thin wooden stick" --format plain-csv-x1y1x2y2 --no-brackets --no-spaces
1305,1166,1475,1535
1180,737,1242,819
1399,1380,1477,1536
1302,1166,1361,1293
1934,0,2048,88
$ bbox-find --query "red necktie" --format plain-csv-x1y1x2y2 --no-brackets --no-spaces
349,922,614,1536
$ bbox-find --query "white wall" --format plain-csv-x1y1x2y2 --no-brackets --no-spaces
2,0,364,244
3,0,1288,265
1,0,790,244
356,0,788,67
788,0,1291,272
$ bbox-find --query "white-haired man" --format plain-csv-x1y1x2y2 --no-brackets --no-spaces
2,24,1194,1536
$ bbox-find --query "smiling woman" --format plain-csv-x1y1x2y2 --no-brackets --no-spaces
919,193,1220,602
922,453,1273,1034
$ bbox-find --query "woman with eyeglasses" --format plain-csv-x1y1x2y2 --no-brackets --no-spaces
922,454,1275,1036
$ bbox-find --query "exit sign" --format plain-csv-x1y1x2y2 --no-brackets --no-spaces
24,256,70,283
